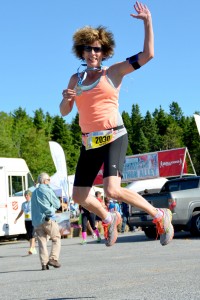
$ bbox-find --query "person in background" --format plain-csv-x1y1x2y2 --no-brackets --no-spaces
104,197,110,212
121,202,135,233
70,199,79,218
114,200,122,215
95,191,103,228
31,173,61,270
14,190,37,255
108,199,116,213
95,191,103,203
79,205,101,245
57,197,68,213
60,1,174,247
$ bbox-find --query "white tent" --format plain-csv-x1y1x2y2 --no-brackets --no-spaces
126,177,168,194
50,173,75,199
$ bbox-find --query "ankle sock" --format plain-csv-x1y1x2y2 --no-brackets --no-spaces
103,212,112,224
82,232,87,240
154,208,164,219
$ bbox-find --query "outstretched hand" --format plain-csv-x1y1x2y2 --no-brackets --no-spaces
130,1,151,20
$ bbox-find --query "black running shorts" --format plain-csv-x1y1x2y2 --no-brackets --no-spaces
74,133,128,187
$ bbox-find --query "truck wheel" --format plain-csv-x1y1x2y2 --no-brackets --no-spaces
143,227,157,239
190,213,200,237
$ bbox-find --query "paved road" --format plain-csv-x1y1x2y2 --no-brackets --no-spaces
0,231,200,300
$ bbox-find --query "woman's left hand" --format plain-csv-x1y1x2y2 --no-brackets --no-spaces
130,1,151,21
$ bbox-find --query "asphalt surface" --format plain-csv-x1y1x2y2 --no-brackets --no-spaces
0,230,200,300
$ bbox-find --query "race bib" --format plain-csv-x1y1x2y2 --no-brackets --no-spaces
25,213,31,219
84,129,114,150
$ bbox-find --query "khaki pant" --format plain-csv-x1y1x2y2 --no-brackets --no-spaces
35,220,61,266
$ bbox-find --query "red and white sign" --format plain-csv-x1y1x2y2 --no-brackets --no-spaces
158,148,187,177
93,147,192,185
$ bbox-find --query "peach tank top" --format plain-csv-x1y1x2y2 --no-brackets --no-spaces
75,69,124,134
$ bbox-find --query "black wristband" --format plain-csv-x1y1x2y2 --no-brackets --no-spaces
126,52,142,70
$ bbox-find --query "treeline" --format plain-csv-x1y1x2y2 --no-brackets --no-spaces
0,101,200,181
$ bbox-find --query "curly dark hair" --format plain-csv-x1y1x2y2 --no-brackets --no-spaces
72,25,115,60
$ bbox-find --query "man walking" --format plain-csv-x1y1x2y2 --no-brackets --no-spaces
31,172,61,270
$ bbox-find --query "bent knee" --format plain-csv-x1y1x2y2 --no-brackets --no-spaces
72,187,93,205
105,188,121,200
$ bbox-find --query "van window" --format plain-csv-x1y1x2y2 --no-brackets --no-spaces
8,175,25,196
27,173,35,189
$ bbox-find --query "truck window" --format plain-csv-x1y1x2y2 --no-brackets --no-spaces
161,182,180,192
168,183,180,192
8,175,25,196
179,179,199,190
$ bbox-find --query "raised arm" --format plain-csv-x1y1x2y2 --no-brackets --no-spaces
130,1,154,66
108,1,154,81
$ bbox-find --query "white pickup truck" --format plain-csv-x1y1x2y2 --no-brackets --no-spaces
129,176,200,239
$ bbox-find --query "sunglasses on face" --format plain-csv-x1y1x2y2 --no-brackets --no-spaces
83,46,102,53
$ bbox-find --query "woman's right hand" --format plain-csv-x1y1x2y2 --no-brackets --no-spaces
62,88,76,102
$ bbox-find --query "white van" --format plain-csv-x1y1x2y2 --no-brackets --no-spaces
0,157,35,238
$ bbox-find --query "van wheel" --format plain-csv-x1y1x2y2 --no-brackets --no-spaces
143,227,157,239
190,212,200,237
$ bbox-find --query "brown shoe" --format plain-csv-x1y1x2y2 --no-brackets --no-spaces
41,264,49,270
48,259,61,268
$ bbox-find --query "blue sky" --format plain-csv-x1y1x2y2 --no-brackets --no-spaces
0,0,199,125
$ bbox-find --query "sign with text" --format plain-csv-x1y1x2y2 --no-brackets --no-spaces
93,147,192,185
123,153,159,181
158,148,187,177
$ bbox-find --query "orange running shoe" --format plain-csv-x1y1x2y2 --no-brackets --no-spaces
103,212,121,247
153,208,174,246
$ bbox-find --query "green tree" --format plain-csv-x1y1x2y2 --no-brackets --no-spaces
33,108,45,131
20,127,54,180
136,128,149,154
169,101,183,123
130,104,143,154
143,111,160,152
122,111,132,155
0,112,16,156
153,106,169,136
12,107,33,157
51,115,76,174
161,123,184,150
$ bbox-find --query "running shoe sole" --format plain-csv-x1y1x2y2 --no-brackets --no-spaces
160,209,174,246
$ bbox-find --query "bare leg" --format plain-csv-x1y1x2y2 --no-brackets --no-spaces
103,176,158,218
73,187,108,220
73,178,157,220
30,237,36,248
